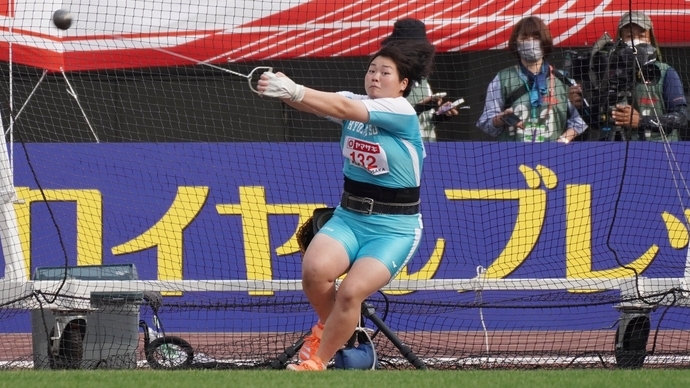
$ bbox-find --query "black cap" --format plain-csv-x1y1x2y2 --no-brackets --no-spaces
382,18,428,45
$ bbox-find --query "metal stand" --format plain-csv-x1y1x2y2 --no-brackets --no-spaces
360,301,427,370
604,89,633,141
271,301,427,370
605,126,627,141
270,331,309,369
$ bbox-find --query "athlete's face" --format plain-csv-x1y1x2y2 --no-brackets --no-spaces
365,56,408,99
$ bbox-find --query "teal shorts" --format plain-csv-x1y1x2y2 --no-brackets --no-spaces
317,206,423,278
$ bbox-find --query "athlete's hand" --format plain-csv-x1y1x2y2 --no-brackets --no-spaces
258,71,305,102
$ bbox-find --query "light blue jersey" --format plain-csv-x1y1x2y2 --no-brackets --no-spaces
321,92,425,277
334,92,425,189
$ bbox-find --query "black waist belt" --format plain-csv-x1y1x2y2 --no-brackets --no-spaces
340,192,420,215
343,176,419,203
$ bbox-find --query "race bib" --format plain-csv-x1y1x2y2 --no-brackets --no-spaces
342,136,389,175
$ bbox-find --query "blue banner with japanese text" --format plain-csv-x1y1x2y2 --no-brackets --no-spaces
5,142,690,332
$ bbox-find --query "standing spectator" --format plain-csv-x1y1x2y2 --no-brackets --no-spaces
476,16,587,142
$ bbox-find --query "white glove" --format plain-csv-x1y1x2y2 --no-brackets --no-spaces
261,72,305,102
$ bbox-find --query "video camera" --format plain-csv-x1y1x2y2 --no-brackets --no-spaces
563,32,660,130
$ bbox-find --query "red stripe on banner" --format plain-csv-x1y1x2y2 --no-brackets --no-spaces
532,0,575,14
0,42,255,72
225,30,315,61
264,28,358,59
547,17,586,39
554,16,613,47
313,0,394,24
407,1,481,20
0,0,13,18
3,0,690,71
339,0,424,23
643,16,690,41
455,0,497,18
308,26,391,57
604,0,686,12
0,25,59,41
356,0,443,22
240,0,353,27
465,0,536,18
0,24,223,43
553,15,690,47
166,31,278,64
220,30,296,61
247,29,342,60
0,43,63,70
427,22,475,50
503,0,565,16
59,29,224,42
450,21,513,51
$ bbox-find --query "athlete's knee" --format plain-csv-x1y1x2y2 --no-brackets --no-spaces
302,275,333,295
333,284,367,309
303,250,348,284
302,259,344,293
302,259,333,280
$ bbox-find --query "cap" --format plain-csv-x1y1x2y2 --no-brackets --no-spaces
618,12,653,31
382,18,428,45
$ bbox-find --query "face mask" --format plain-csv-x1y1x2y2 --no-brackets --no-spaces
625,39,648,47
517,40,543,63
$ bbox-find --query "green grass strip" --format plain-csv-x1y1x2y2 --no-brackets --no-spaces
1,369,690,388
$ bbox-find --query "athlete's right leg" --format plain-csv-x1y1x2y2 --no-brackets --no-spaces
298,232,351,362
301,233,351,321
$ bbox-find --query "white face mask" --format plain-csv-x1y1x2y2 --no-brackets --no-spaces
517,40,543,63
625,39,648,47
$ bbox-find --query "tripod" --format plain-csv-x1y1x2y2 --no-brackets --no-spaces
603,89,633,141
605,125,628,141
271,301,427,370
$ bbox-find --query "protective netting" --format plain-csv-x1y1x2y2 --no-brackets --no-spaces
0,0,689,371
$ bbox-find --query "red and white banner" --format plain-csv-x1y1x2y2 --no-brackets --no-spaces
1,0,689,71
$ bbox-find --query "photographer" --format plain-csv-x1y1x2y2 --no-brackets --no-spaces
476,16,587,143
579,12,687,141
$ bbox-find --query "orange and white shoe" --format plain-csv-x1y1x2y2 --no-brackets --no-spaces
298,321,324,362
287,357,327,371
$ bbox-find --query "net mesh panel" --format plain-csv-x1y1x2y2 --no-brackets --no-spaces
0,1,689,370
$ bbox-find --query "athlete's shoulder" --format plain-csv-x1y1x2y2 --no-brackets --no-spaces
363,97,415,115
337,91,369,101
